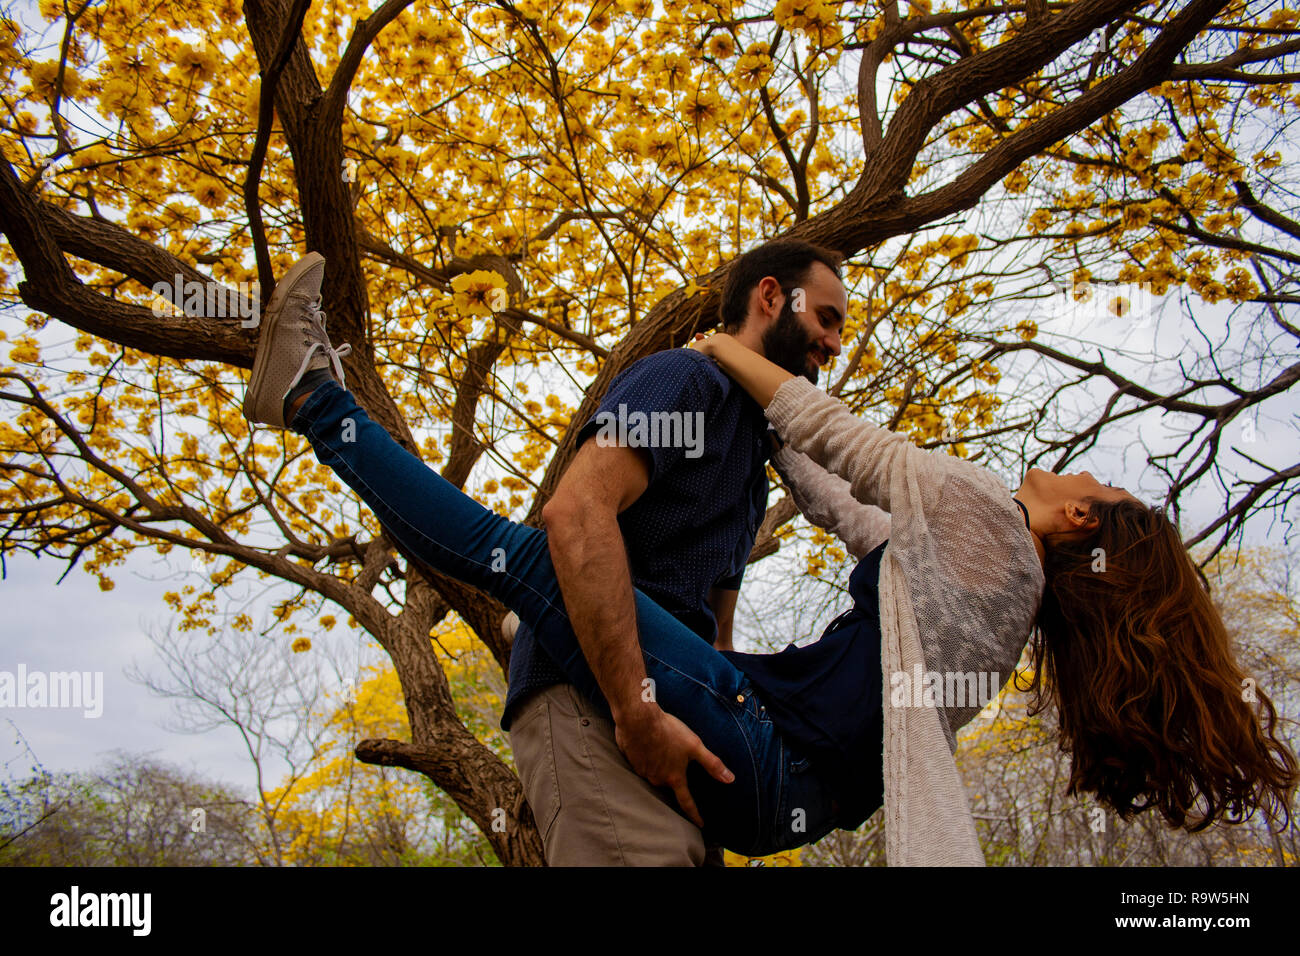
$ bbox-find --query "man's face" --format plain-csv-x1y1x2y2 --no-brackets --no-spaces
758,262,847,385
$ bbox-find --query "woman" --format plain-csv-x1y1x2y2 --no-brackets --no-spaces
692,331,1298,862
245,254,1298,862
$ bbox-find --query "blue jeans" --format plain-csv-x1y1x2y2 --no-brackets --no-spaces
292,381,840,855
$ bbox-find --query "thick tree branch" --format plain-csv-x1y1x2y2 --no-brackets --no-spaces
858,0,1142,203
243,0,313,294
894,0,1230,230
0,159,255,365
1234,180,1300,244
353,735,545,865
1168,36,1300,80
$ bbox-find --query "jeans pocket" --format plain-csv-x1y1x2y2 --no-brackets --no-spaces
737,684,772,726
773,750,836,853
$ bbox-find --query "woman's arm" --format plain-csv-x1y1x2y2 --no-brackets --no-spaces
692,332,983,522
689,332,892,553
766,375,961,515
692,332,954,514
689,333,794,407
772,446,891,559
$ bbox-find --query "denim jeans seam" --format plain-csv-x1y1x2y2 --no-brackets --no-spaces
774,735,788,850
302,417,565,621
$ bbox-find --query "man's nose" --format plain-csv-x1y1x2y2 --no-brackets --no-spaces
824,329,842,358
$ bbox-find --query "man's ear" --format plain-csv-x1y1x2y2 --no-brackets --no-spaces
756,276,783,320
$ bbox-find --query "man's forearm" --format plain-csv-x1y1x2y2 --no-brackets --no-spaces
545,504,652,722
537,423,734,820
710,586,737,651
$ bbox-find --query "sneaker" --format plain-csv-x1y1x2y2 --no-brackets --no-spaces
242,252,353,428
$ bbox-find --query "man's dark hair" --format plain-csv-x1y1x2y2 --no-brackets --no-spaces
717,239,844,333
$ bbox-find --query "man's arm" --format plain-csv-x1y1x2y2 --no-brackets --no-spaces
541,438,734,827
709,587,739,652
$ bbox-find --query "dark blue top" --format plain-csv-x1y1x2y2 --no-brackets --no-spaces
502,349,772,729
722,540,889,830
723,503,1028,827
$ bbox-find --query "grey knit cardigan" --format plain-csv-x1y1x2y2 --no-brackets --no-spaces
765,376,1044,866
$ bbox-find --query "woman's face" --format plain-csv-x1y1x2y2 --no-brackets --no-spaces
1020,467,1131,500
1016,468,1140,533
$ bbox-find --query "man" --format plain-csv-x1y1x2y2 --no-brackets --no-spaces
504,238,850,865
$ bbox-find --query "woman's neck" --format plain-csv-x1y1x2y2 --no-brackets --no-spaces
1013,492,1047,568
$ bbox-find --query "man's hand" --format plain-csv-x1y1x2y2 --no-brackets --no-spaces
615,705,735,828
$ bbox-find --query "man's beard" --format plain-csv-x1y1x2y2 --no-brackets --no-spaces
761,298,819,384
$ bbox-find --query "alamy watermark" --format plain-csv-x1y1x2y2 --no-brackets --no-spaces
151,273,260,328
889,665,1000,714
0,664,103,718
49,886,150,935
592,403,705,459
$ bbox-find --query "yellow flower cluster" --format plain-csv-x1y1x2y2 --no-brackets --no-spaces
705,32,735,59
1003,168,1030,194
773,0,842,44
7,336,40,364
450,270,509,317
733,42,773,90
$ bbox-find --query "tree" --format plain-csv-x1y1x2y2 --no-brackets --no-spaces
0,750,265,866
126,616,355,865
262,622,507,866
1,0,1297,863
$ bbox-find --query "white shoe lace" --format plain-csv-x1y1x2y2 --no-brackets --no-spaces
291,295,352,390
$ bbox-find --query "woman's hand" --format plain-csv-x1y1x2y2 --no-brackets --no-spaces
688,331,796,409
688,331,732,358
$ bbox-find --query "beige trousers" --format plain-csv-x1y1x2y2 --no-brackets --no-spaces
510,683,724,866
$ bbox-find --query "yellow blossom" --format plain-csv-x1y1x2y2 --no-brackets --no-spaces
450,270,509,317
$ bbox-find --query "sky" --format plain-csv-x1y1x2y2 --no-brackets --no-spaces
1,551,260,786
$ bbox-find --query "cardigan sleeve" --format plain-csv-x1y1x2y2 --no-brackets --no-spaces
771,446,890,559
764,376,958,515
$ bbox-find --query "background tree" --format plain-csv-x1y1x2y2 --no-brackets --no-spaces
0,0,1296,863
264,623,507,866
0,750,264,866
126,614,356,866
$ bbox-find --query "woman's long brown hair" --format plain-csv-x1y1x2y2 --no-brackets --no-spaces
1021,496,1298,831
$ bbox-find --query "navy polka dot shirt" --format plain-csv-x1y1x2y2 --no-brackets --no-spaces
502,349,772,729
